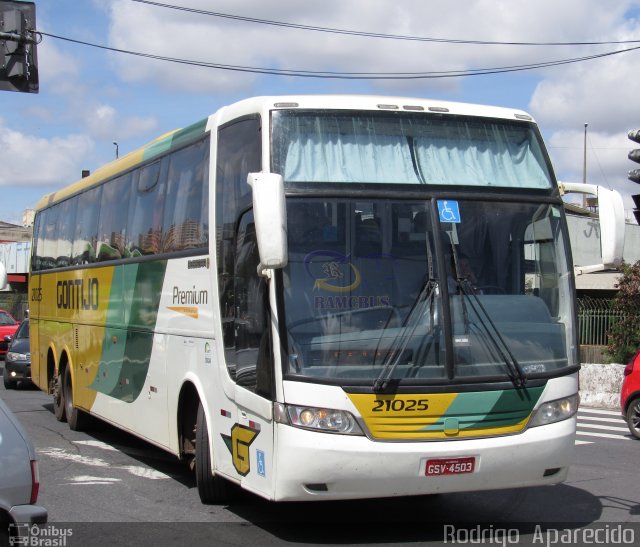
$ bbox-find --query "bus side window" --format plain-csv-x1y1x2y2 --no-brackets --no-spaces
71,185,101,265
41,205,59,271
162,140,209,253
55,198,77,268
127,160,166,257
97,174,132,262
32,210,45,271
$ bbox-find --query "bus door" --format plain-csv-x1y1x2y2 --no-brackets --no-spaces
219,211,275,497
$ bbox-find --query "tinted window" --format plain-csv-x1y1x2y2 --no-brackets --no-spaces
215,117,262,384
162,140,209,252
71,185,102,265
55,198,76,268
127,160,166,256
97,174,132,261
0,311,16,326
41,205,59,271
15,320,28,339
32,211,44,271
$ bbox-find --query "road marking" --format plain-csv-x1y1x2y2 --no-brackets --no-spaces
575,430,632,440
64,476,122,486
577,422,630,433
578,408,621,416
73,440,118,451
39,447,109,468
39,447,171,479
72,439,174,462
575,415,625,424
575,440,594,445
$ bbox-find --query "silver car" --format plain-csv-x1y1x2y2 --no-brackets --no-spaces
0,395,47,543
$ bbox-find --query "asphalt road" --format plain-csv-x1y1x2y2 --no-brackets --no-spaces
1,368,639,547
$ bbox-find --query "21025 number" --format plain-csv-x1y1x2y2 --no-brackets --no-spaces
372,399,429,412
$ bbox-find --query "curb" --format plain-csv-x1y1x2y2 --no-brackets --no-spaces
579,362,625,410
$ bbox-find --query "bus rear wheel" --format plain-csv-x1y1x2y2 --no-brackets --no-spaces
195,401,227,504
62,366,90,431
52,371,66,422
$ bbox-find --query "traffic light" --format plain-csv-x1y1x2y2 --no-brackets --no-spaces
632,194,640,224
628,129,640,184
0,1,38,94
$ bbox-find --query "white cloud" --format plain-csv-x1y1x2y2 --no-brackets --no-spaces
105,0,640,95
37,38,81,95
0,120,94,186
86,104,158,140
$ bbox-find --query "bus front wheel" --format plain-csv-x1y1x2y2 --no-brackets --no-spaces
195,401,227,504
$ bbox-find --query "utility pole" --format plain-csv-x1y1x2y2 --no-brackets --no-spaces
583,123,588,208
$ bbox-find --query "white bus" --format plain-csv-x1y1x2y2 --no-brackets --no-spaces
25,96,623,502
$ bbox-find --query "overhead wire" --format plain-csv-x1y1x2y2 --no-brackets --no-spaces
129,0,640,47
35,30,640,80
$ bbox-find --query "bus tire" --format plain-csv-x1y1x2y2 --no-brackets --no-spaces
195,401,227,504
63,366,90,431
53,371,66,422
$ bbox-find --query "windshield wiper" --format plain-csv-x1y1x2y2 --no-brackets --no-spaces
456,277,527,388
373,278,438,392
448,242,526,388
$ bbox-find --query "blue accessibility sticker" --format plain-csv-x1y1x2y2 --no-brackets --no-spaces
256,449,266,477
437,200,461,223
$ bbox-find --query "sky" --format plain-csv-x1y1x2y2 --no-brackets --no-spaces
2,0,640,225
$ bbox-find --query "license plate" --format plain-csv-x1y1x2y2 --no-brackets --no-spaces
425,457,475,476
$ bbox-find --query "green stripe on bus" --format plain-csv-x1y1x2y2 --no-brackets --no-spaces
90,261,168,402
421,385,545,431
143,118,208,161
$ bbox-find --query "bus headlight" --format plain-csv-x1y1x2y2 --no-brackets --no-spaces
274,403,364,435
529,394,579,427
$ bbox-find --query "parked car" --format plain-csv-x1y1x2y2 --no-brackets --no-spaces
0,310,20,359
621,349,640,439
3,319,30,389
0,396,47,543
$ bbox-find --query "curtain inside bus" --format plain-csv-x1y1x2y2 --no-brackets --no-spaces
271,111,553,189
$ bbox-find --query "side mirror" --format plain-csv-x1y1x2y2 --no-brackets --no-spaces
559,182,625,274
4,335,12,343
247,172,288,276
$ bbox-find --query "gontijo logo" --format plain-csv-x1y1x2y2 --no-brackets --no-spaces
56,278,99,310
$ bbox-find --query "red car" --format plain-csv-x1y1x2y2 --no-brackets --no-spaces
0,309,20,358
621,350,640,440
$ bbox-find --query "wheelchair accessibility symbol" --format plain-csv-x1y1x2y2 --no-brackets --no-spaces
437,200,461,223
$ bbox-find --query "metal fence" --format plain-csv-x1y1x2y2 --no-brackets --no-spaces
577,296,624,347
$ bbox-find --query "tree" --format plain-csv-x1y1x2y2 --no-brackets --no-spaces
606,261,640,363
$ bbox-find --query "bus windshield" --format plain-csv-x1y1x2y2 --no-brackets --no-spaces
281,198,575,385
272,110,553,189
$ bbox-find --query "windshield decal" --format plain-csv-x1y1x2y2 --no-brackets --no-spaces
303,250,392,310
437,200,461,223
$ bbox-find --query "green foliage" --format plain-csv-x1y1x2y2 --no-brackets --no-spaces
606,261,640,363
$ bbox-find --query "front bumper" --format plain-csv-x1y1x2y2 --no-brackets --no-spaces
4,361,31,381
271,416,576,501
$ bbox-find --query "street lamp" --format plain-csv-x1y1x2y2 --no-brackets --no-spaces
113,141,119,159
